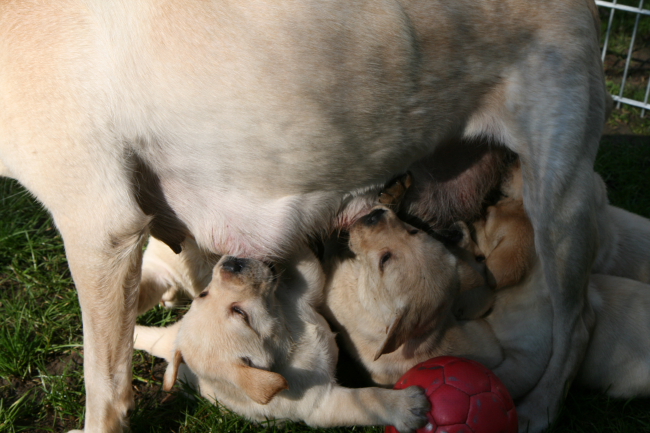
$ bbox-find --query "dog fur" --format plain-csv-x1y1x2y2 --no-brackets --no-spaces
133,249,430,432
465,190,650,398
501,161,650,285
322,206,504,388
0,1,608,430
324,200,650,431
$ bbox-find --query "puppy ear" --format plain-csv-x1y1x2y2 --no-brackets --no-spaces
374,311,408,360
483,208,535,289
163,350,184,391
234,364,289,405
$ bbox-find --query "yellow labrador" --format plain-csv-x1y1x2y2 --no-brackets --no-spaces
325,203,650,432
501,161,650,285
322,206,503,388
464,194,650,399
0,1,608,430
133,249,430,432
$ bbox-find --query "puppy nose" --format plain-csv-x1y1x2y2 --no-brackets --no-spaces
221,257,248,274
361,208,387,226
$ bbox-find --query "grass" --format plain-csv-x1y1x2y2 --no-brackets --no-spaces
1,131,649,432
598,1,650,135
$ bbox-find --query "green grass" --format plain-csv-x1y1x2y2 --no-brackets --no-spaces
0,133,649,432
599,1,650,135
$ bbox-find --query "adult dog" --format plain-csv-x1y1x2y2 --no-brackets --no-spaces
0,0,607,431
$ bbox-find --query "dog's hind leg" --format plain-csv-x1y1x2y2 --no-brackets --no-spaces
465,23,608,433
505,51,605,433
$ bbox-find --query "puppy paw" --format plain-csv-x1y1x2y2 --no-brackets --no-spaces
378,172,412,208
390,385,430,433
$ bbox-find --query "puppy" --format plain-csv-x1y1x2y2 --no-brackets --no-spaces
322,206,504,388
0,0,608,429
464,193,650,398
501,161,650,284
327,200,650,422
323,204,549,401
134,249,430,432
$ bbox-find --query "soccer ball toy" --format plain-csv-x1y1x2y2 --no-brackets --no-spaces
386,357,517,433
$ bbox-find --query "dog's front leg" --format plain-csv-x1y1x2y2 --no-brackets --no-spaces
55,211,149,432
303,385,429,433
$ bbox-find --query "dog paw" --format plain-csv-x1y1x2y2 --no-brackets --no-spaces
514,398,552,433
390,385,430,433
378,172,412,208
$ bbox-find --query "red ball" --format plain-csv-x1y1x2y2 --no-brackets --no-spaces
386,357,517,433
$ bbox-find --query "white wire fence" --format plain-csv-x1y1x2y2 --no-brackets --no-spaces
597,0,650,116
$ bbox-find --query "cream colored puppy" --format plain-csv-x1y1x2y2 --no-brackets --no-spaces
322,206,504,387
326,201,650,424
502,161,650,284
466,195,650,398
134,249,430,432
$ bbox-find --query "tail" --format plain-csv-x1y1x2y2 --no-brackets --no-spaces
133,323,181,361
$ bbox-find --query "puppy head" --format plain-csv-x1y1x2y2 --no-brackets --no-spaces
473,199,536,289
348,206,463,359
166,256,288,404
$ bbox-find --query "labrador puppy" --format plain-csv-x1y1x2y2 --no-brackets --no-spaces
500,161,650,285
133,249,430,432
322,206,504,388
326,202,650,430
0,1,608,429
464,194,650,399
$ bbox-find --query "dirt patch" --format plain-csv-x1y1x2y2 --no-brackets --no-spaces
44,351,83,377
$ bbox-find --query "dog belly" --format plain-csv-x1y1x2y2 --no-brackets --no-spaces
404,139,513,228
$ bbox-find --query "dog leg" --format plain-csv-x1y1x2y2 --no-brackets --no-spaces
139,237,217,314
58,213,148,432
4,148,150,431
304,385,429,433
133,323,180,361
499,49,606,430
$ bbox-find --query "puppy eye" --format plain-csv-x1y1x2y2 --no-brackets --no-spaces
476,255,486,263
198,291,208,298
232,305,249,322
408,228,419,235
241,356,253,367
379,251,392,271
